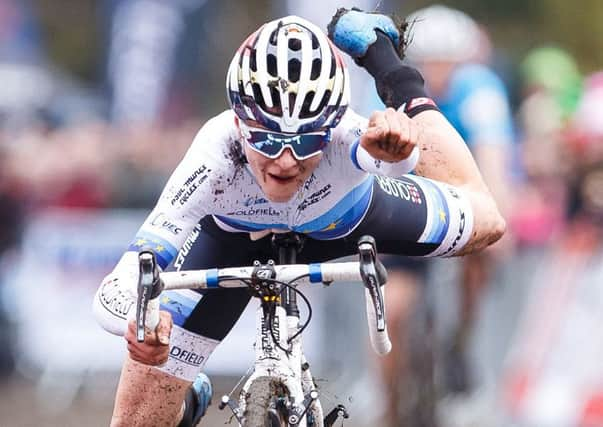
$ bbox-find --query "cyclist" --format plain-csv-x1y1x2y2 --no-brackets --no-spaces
93,10,505,426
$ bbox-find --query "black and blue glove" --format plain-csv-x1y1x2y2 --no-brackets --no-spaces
327,8,405,60
327,8,438,117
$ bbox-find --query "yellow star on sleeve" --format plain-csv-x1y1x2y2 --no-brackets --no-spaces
155,245,165,253
133,238,147,247
322,220,341,231
439,209,447,222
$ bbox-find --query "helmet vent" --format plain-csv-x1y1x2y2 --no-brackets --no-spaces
251,82,282,116
289,59,301,83
317,89,332,113
310,59,321,80
267,54,278,77
300,91,315,118
288,92,297,115
249,50,257,72
288,38,302,51
270,86,282,112
251,83,267,110
269,29,279,45
329,56,336,78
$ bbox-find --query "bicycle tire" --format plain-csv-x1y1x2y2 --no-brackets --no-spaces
244,376,290,427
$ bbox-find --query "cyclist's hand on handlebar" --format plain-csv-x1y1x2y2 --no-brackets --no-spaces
125,310,173,366
361,108,419,163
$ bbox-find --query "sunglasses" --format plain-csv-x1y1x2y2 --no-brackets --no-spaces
239,122,331,160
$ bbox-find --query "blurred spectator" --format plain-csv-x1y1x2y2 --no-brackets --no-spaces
512,46,583,247
567,71,603,165
520,46,582,122
566,70,603,235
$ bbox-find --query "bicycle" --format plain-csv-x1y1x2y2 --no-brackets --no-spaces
134,233,391,427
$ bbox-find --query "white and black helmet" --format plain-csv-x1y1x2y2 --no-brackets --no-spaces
226,16,350,133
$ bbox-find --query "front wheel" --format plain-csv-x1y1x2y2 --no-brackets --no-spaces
243,376,290,427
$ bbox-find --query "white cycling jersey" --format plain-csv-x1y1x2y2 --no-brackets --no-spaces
130,108,411,270
95,107,473,342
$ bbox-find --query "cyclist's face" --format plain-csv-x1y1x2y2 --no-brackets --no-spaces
239,121,322,202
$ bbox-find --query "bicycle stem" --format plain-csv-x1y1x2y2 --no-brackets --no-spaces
273,233,305,317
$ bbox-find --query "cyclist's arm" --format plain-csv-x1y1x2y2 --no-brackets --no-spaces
339,90,505,254
93,113,233,335
338,105,504,255
411,109,505,254
336,108,420,177
328,14,505,253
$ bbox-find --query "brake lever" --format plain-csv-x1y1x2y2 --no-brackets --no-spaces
136,250,164,342
357,236,388,332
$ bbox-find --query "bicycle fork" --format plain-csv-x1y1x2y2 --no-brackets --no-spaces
219,303,317,426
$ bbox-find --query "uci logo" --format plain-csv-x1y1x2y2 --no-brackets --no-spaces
151,213,183,235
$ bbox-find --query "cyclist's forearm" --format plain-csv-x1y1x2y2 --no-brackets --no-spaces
455,187,506,255
361,32,439,118
349,137,419,177
411,111,483,185
93,129,215,335
93,251,139,336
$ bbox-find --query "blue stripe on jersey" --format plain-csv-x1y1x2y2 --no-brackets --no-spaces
128,232,178,269
159,290,200,326
215,177,374,240
303,177,373,239
417,177,450,243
